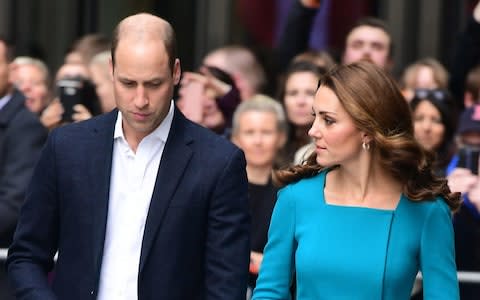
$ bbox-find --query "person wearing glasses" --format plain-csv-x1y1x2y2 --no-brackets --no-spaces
400,58,450,102
410,88,458,176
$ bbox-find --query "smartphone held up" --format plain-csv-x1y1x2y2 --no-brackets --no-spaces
56,76,99,123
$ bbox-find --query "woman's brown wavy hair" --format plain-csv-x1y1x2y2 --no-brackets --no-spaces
274,62,461,212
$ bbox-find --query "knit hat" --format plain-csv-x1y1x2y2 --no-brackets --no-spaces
457,105,480,134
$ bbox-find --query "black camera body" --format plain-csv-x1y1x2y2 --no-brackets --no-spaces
457,147,480,175
56,76,99,123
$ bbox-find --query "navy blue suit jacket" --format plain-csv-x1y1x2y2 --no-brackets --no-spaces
7,107,250,300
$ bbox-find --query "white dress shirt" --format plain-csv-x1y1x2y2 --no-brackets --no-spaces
0,94,11,110
97,101,174,300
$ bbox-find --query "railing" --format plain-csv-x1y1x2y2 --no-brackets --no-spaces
416,271,480,284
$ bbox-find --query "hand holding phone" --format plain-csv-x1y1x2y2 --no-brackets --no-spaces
457,147,480,175
57,77,98,123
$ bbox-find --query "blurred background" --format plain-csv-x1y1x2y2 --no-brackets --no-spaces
0,0,477,82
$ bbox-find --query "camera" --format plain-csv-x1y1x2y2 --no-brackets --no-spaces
56,76,99,123
457,147,480,175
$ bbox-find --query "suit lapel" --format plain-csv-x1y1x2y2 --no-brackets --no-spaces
0,91,26,128
139,108,193,272
91,110,117,288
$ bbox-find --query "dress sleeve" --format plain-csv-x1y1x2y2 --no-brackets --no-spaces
420,199,460,299
252,186,296,300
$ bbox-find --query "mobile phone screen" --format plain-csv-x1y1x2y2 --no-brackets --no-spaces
457,147,480,175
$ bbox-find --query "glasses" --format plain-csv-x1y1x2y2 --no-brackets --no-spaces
413,88,450,103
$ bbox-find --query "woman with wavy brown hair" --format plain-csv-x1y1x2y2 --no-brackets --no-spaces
252,62,461,300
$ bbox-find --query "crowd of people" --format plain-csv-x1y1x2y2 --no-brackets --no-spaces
1,0,480,299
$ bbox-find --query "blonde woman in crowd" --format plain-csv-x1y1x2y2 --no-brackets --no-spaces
230,95,287,298
11,56,52,115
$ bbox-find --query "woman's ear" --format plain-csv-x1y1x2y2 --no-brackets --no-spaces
362,133,373,144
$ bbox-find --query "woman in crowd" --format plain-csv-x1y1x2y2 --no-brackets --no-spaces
276,61,325,167
253,62,460,299
410,88,458,176
230,94,287,298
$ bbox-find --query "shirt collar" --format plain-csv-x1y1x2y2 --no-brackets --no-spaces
114,100,175,144
0,93,12,111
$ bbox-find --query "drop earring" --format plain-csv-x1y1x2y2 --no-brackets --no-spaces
362,141,370,151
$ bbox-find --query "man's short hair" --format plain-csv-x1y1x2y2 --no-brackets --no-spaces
110,15,177,72
0,36,15,62
348,17,394,59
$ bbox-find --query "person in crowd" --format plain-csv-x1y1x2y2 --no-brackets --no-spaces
446,105,480,300
290,49,335,70
276,60,325,167
341,17,393,71
277,0,393,72
253,62,460,299
10,56,52,115
400,58,449,102
7,13,250,300
230,94,287,297
178,65,240,136
0,38,48,300
89,51,116,113
64,33,111,66
40,62,99,129
202,45,267,101
463,64,480,108
410,88,457,176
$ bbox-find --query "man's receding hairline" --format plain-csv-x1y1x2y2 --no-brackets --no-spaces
117,13,171,40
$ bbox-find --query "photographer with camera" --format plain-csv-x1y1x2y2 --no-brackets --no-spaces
40,63,101,129
446,104,480,299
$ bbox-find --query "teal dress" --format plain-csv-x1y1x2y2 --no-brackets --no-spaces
252,170,459,299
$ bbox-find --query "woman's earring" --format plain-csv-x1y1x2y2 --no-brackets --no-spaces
362,141,370,151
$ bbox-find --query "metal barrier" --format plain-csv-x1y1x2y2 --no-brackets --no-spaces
1,248,480,284
416,271,480,284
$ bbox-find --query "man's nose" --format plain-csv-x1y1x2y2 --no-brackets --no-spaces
134,86,148,107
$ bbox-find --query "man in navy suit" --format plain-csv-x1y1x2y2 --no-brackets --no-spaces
7,14,250,300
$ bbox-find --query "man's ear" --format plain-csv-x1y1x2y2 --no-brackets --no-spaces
109,58,114,79
173,58,181,85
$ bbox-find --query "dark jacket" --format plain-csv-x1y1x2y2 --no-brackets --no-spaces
7,107,250,300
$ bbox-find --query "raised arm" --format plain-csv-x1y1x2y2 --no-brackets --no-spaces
449,0,480,109
275,0,321,73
